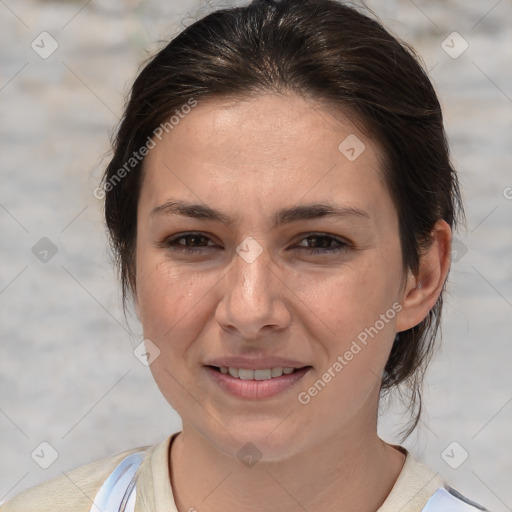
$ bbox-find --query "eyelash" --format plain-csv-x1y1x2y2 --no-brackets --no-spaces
160,232,349,255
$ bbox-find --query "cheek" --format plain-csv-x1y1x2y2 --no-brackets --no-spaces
135,256,227,411
300,252,402,388
290,256,400,337
136,255,217,352
296,269,400,425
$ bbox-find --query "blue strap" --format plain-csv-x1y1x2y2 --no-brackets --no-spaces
422,487,488,511
89,451,145,512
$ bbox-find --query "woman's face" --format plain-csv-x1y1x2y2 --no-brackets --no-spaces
135,93,411,460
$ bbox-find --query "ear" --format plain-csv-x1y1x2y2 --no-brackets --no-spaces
395,219,452,333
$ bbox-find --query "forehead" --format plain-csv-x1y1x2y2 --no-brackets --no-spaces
139,93,390,223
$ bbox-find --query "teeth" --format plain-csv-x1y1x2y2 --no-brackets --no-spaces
238,368,254,380
254,369,271,380
271,367,282,377
218,366,299,380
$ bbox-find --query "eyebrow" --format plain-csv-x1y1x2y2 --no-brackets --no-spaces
150,199,370,228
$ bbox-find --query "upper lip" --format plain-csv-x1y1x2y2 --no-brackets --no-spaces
204,356,310,370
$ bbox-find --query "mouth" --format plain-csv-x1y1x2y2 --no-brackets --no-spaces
204,365,312,399
206,365,308,380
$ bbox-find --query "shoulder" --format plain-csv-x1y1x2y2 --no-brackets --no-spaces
0,444,151,512
378,447,490,512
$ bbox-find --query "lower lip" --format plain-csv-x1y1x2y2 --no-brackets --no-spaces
204,366,311,399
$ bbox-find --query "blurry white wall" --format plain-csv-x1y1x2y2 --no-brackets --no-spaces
1,0,511,509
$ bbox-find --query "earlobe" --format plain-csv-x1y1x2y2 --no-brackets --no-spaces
395,220,452,332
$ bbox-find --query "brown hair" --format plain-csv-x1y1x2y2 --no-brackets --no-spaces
101,0,464,438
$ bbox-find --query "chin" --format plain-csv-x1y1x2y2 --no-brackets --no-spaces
207,419,311,463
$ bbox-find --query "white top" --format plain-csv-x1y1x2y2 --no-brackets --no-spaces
0,431,488,512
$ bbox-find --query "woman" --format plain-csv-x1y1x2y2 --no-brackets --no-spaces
1,0,490,511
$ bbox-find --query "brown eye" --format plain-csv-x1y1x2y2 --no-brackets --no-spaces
164,233,218,253
295,234,349,254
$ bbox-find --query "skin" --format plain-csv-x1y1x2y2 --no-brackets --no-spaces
134,93,451,512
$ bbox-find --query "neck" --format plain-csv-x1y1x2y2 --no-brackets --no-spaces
169,423,405,512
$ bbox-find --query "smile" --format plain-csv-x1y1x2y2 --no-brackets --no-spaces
213,366,299,380
205,365,312,399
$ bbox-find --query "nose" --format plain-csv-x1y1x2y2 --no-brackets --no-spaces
214,241,292,340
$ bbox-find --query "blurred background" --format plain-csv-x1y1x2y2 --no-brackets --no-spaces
1,0,511,509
